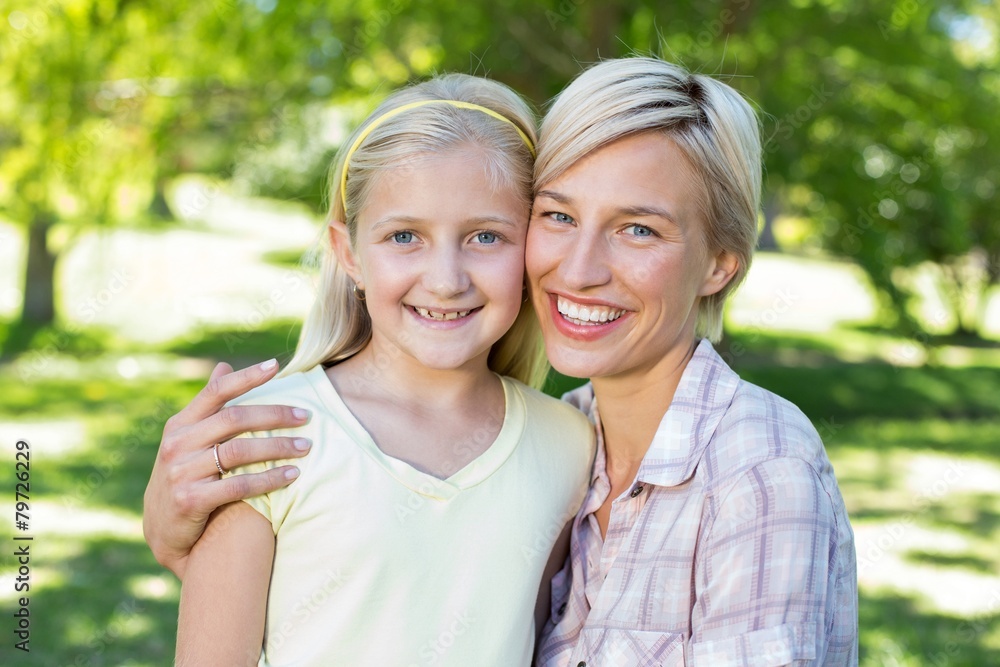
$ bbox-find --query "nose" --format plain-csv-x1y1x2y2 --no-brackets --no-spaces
422,244,472,297
557,226,612,291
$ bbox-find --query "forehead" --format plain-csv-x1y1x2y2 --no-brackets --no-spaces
537,133,706,222
361,149,529,224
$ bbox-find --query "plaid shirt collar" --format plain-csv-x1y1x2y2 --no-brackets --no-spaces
585,339,741,489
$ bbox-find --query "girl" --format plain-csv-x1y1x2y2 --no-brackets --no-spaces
175,74,595,666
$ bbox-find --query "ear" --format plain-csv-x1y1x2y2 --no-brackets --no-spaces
328,220,365,289
698,248,739,297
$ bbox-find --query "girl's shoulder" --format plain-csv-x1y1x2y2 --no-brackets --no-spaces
501,376,596,493
500,376,595,442
225,365,325,409
502,375,586,416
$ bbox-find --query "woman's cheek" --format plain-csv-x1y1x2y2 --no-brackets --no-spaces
524,227,554,282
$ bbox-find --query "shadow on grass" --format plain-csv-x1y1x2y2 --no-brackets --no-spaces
737,363,1000,422
831,419,1000,461
26,537,177,666
0,319,131,360
860,590,1000,667
23,401,180,517
544,360,1000,424
0,376,198,419
159,319,302,370
920,494,1000,541
903,551,998,575
850,323,1000,350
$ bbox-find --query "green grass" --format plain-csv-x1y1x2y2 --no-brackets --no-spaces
158,319,303,369
1,324,998,665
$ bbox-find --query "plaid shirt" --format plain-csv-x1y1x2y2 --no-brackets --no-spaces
537,340,858,666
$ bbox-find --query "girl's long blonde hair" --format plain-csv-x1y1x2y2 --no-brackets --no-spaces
283,74,548,388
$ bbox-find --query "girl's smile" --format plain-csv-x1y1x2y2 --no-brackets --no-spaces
408,304,483,327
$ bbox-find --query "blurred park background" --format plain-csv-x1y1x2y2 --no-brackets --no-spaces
0,0,998,664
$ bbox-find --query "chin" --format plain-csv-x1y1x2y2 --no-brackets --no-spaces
545,344,608,380
417,347,488,372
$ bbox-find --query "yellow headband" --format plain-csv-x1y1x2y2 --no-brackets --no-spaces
339,99,536,216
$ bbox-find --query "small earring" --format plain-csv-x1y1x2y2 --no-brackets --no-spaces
353,284,366,301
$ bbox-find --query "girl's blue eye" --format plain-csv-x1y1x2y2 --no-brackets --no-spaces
393,231,414,244
552,212,573,223
476,231,497,244
626,224,654,237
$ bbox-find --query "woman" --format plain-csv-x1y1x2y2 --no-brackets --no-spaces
144,57,857,665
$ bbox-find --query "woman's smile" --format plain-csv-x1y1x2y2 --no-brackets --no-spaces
545,293,631,342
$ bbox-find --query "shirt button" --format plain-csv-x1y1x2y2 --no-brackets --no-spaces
630,485,644,498
577,662,587,667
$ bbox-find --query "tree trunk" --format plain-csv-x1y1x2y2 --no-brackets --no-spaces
758,195,779,250
587,1,623,60
21,213,57,326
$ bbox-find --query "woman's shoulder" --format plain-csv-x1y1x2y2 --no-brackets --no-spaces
704,376,828,485
727,379,819,441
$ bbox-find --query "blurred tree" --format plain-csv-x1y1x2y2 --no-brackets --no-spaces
243,0,1000,339
455,0,998,338
0,0,206,334
2,0,996,340
0,0,419,335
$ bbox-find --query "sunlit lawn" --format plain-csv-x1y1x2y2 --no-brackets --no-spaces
1,321,998,665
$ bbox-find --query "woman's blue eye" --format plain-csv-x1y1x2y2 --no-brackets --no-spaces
393,231,414,244
475,231,498,244
552,212,573,223
627,224,654,237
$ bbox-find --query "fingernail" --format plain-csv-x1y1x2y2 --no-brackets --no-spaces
284,467,300,480
260,358,278,372
292,408,310,421
293,438,311,451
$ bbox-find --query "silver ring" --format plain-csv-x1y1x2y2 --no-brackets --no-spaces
213,443,228,476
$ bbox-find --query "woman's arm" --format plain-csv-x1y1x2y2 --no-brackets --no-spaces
691,457,855,665
143,360,311,578
176,501,275,666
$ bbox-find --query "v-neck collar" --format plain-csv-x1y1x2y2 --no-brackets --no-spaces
303,366,526,500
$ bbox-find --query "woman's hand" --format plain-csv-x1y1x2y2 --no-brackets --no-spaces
142,359,311,579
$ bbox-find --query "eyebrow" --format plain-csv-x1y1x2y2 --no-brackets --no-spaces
535,190,679,225
370,214,520,233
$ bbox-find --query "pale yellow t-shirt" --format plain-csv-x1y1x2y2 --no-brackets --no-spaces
226,366,595,666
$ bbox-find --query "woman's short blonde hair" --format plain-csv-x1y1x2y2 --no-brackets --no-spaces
284,74,548,388
535,57,762,342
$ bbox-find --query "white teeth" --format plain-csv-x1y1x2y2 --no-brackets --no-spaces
556,297,624,326
415,307,471,321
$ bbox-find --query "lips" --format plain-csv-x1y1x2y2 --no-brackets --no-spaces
547,293,629,341
409,305,482,323
556,296,625,326
414,306,473,321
